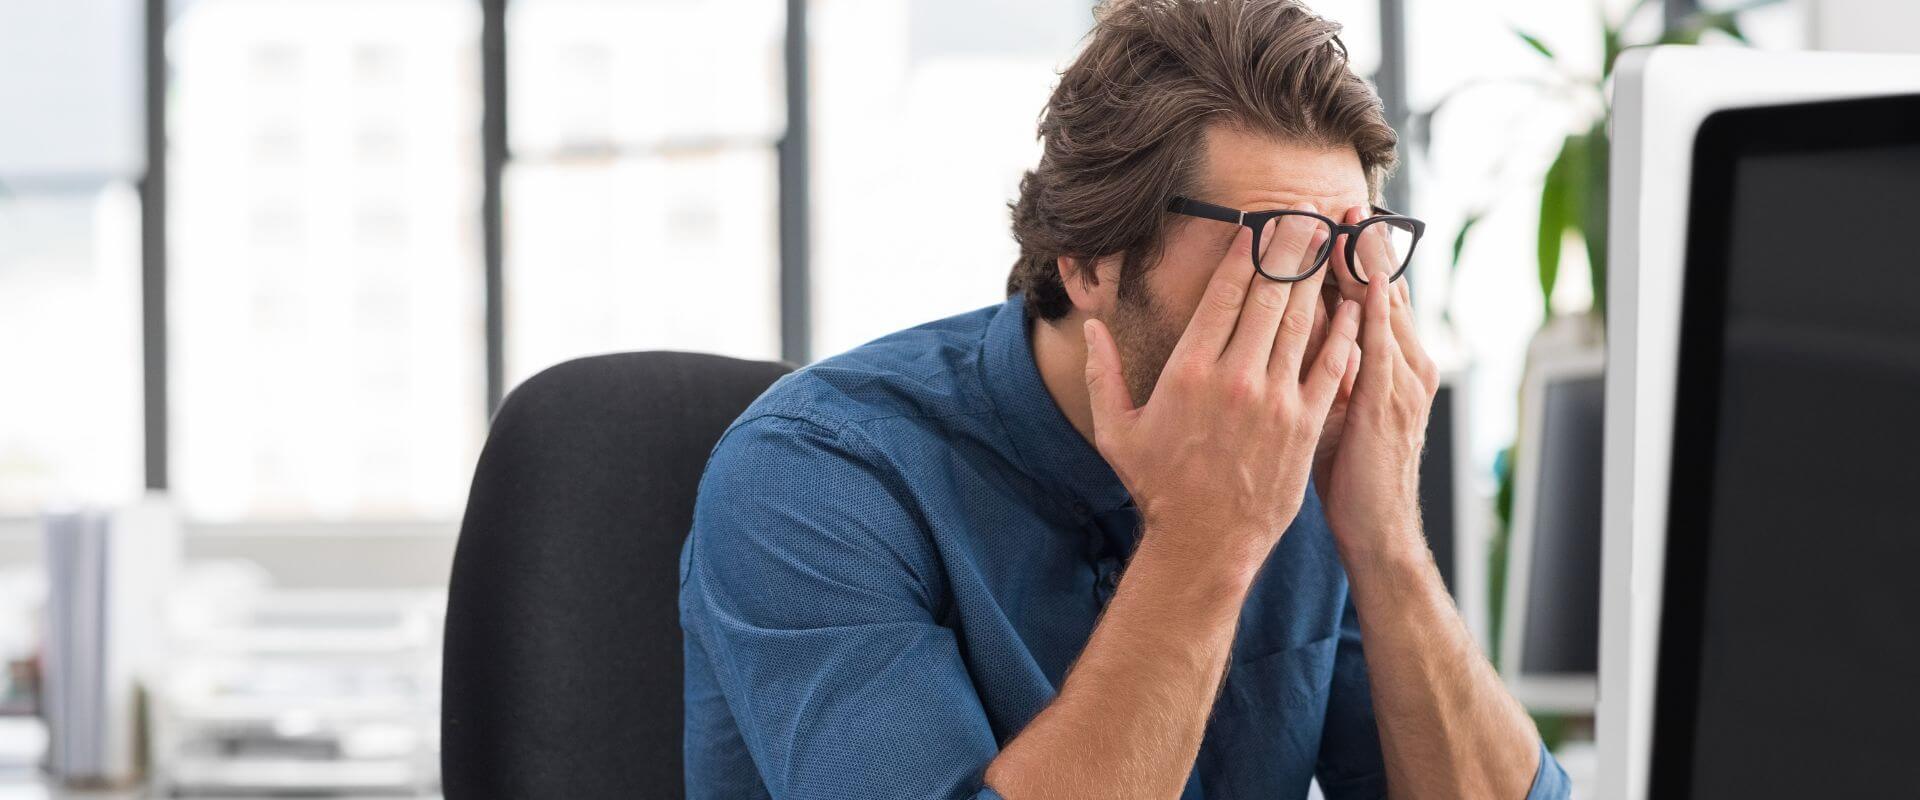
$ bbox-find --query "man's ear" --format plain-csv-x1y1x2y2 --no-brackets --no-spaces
1056,252,1122,320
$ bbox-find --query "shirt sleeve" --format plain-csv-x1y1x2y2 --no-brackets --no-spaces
1526,740,1572,799
680,414,1003,800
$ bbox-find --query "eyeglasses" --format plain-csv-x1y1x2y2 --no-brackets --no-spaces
1166,196,1426,284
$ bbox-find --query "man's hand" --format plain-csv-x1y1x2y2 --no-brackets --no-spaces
1317,206,1440,558
1308,209,1550,799
1082,216,1362,572
990,215,1361,800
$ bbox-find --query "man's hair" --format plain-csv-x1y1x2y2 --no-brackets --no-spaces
1007,0,1399,321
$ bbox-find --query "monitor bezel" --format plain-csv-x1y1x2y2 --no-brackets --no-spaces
1500,343,1605,714
1649,91,1920,798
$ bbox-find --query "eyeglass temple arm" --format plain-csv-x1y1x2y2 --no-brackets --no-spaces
1167,196,1246,226
1176,195,1408,223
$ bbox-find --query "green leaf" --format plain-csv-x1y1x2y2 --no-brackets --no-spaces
1698,10,1749,42
1450,210,1486,273
1603,23,1623,79
1513,27,1555,60
1658,24,1705,45
1604,0,1642,79
1665,9,1756,46
1583,121,1611,319
1537,135,1583,320
1489,444,1516,669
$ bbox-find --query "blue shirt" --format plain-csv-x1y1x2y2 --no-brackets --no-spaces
680,293,1568,799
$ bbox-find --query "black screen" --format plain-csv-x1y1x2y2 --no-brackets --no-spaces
1421,381,1457,596
1520,374,1603,676
1660,100,1920,798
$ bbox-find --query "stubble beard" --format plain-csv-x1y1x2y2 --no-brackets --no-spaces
1106,285,1184,410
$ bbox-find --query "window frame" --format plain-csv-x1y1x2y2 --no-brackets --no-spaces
116,0,1413,530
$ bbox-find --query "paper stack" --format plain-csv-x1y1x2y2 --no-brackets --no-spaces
40,496,179,786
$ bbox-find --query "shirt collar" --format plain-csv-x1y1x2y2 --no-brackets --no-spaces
981,293,1134,517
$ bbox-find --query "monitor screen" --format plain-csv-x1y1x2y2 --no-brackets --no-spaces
1520,374,1603,678
1655,95,1920,798
1420,381,1458,596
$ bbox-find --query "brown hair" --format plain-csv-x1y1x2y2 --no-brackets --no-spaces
1007,0,1399,321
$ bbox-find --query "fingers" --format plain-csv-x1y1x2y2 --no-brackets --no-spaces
1083,318,1135,432
1223,217,1324,368
1329,206,1371,305
1338,203,1437,394
1339,331,1361,399
1173,226,1259,363
1299,284,1332,384
1356,270,1398,396
1352,209,1400,286
1268,225,1333,377
1387,275,1437,390
1303,298,1361,410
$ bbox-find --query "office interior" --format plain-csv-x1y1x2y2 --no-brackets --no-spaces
3,0,1915,797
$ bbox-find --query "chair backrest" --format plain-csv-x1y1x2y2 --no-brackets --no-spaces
442,351,793,798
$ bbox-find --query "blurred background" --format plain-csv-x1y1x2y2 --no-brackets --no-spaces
0,0,1909,796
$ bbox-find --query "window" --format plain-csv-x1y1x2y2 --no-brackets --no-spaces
168,0,485,521
0,0,146,514
503,0,786,388
807,0,1084,357
0,186,145,511
8,0,1413,523
806,0,1384,358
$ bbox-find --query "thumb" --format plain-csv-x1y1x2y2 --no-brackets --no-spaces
1083,318,1136,429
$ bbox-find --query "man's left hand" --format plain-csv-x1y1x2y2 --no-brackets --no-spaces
1315,206,1440,559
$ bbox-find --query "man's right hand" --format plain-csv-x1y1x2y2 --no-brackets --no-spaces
1081,214,1362,574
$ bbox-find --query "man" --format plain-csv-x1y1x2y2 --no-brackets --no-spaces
680,1,1569,797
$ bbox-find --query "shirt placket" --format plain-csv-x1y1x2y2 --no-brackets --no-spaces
1079,500,1138,607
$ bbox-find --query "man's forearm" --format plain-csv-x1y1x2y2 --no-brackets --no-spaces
1338,527,1541,799
985,527,1261,799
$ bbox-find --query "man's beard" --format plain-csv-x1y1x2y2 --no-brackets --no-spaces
1104,286,1184,409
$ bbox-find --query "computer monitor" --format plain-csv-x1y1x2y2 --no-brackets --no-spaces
1420,365,1491,650
1420,360,1489,648
1419,377,1460,595
1653,89,1920,799
1600,47,1920,800
1500,344,1603,713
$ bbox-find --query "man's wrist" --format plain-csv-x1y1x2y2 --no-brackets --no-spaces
1330,511,1429,576
1133,521,1270,596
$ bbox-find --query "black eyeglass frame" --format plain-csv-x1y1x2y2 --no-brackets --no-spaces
1166,195,1426,284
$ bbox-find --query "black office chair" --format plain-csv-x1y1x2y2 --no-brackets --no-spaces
442,351,793,799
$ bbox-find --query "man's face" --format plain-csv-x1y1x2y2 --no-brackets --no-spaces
1104,124,1373,407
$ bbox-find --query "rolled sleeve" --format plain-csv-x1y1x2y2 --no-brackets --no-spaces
1526,740,1571,800
680,414,1002,800
1314,591,1571,800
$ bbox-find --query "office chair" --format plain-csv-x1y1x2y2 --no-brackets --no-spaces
442,351,793,798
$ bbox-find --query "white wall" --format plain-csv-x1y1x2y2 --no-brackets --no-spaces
0,0,144,177
1812,0,1920,52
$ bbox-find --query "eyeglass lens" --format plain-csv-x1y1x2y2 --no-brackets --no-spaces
1254,214,1335,280
1349,218,1416,284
